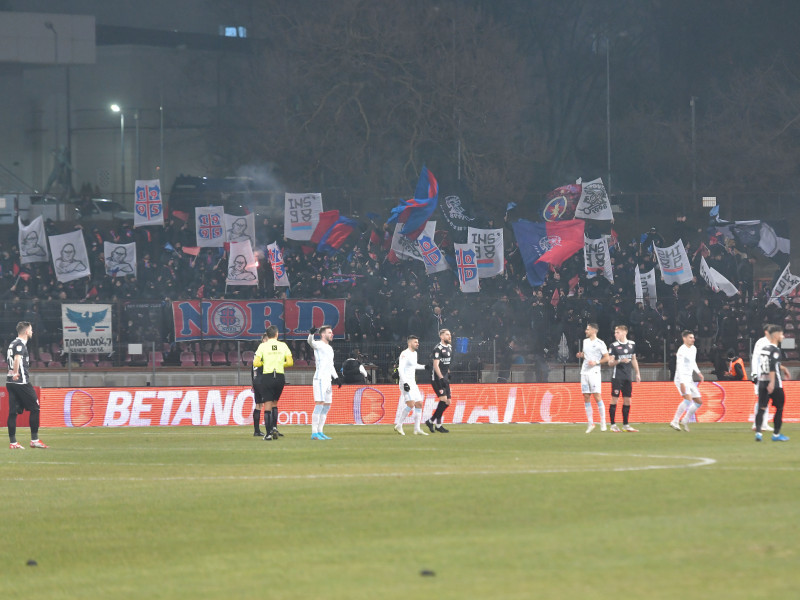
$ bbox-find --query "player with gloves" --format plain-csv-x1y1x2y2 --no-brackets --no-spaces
307,325,340,440
425,328,454,433
394,335,430,436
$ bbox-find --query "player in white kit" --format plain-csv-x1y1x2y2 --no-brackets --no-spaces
576,323,610,433
670,330,704,432
394,335,430,436
307,325,341,440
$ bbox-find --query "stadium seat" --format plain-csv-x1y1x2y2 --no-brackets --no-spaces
96,360,113,368
210,350,228,366
180,351,196,364
241,350,254,365
148,351,164,367
180,357,197,367
39,352,53,365
294,359,308,367
82,353,100,366
227,350,242,365
197,351,211,366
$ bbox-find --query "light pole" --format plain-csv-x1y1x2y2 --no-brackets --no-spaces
44,22,59,151
110,104,125,197
605,35,612,196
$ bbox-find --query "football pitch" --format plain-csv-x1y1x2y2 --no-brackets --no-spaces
2,423,798,599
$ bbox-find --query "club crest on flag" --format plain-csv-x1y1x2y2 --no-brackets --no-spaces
539,235,562,252
456,247,478,283
268,245,285,278
418,234,442,267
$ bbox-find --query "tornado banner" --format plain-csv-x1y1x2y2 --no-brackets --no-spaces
171,299,346,341
36,381,800,428
62,303,113,353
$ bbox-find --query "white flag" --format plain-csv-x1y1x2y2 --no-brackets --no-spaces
18,216,49,264
654,239,693,285
454,243,480,293
62,303,112,354
467,227,504,278
133,178,165,227
699,257,738,297
416,223,448,274
575,177,614,221
284,193,323,241
267,242,290,287
635,265,658,309
584,235,613,283
391,222,425,261
224,213,256,248
195,206,225,247
103,242,137,278
767,263,800,307
49,230,91,283
226,241,258,286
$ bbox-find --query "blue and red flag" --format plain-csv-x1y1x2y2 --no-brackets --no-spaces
511,219,585,287
317,216,359,255
387,166,439,240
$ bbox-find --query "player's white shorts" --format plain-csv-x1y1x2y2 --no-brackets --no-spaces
580,370,602,394
674,379,701,398
399,382,422,405
312,378,333,404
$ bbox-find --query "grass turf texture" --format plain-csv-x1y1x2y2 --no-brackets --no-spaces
2,423,799,599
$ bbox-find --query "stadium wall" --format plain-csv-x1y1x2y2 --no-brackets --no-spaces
2,382,797,428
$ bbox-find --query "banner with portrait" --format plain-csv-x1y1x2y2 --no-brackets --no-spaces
224,213,256,248
49,229,91,283
103,242,137,278
225,240,258,287
18,216,49,264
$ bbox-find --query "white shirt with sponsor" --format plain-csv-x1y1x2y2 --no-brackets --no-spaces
674,344,700,383
580,337,608,374
750,335,770,379
398,349,426,387
307,334,338,382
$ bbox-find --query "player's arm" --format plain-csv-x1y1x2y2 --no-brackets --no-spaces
599,352,611,365
307,330,322,349
433,357,443,379
693,359,704,382
252,344,264,368
780,364,791,380
631,354,641,382
767,370,776,394
283,346,293,369
359,364,368,377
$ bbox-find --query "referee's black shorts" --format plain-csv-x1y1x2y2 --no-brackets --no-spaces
6,382,40,414
259,372,286,403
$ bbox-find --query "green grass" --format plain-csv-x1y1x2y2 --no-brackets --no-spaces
2,424,799,599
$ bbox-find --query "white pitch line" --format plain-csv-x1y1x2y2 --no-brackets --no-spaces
2,454,716,481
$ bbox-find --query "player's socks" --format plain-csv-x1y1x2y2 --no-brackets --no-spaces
272,407,279,431
29,410,40,440
597,401,606,427
609,403,617,425
311,404,323,434
318,404,331,433
413,407,423,431
584,402,593,423
622,404,630,425
252,409,261,433
673,399,690,424
431,401,447,424
398,404,412,425
685,401,700,420
266,411,273,433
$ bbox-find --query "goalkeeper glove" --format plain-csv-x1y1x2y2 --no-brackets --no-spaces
309,327,318,335
332,376,342,388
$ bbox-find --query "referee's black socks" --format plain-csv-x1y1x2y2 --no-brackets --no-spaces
253,409,261,433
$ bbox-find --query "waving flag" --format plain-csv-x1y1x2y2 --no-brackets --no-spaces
387,166,439,240
654,240,693,285
767,263,800,307
317,216,358,255
584,235,613,283
226,241,258,287
416,222,448,274
267,242,290,287
511,219,585,287
634,265,658,308
454,243,479,293
699,257,738,297
134,179,164,227
49,229,91,283
104,242,137,278
284,193,323,241
542,183,582,221
575,178,613,221
468,227,504,278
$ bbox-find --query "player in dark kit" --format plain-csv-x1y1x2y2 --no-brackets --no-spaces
425,328,453,433
6,321,48,449
754,324,790,442
607,325,641,432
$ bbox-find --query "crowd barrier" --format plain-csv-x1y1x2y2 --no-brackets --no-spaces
2,382,798,428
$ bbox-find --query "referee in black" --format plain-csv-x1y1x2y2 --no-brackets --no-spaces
6,321,48,449
252,325,294,440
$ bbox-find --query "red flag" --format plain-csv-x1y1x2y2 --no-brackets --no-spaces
535,220,585,267
568,274,580,294
551,287,560,307
182,246,201,256
172,210,190,222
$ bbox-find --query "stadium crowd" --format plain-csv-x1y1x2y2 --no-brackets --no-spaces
0,209,791,379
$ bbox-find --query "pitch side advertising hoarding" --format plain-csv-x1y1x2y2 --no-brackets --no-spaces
28,382,800,428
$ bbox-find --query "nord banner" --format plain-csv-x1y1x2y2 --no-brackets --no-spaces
172,299,346,341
